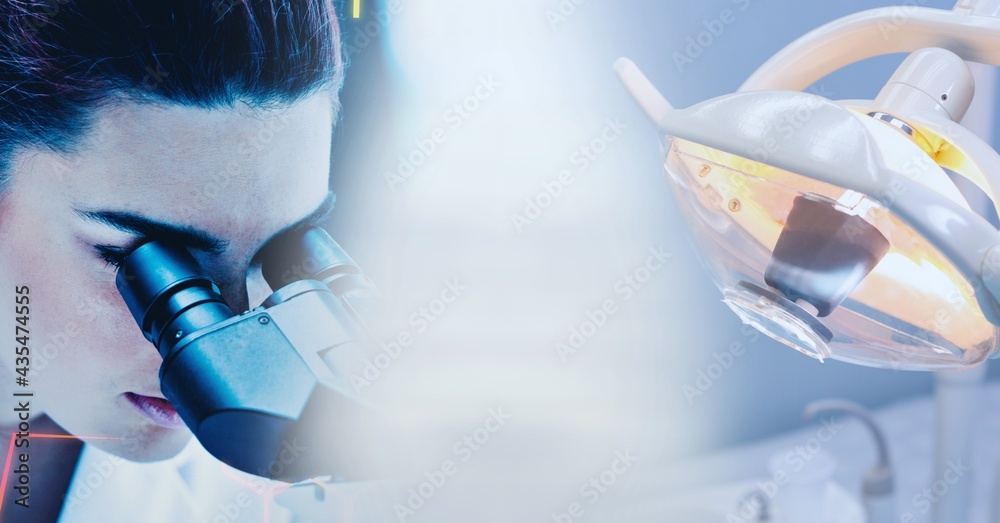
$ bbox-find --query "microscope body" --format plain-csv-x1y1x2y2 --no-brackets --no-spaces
116,227,392,482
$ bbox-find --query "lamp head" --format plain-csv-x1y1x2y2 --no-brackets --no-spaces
618,50,1000,371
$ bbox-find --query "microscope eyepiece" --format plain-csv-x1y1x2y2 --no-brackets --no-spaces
115,241,235,357
113,227,393,482
260,226,377,301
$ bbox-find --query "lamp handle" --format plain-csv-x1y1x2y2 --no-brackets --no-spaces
613,57,674,128
741,5,1000,92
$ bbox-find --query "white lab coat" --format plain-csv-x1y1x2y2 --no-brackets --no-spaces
57,438,295,523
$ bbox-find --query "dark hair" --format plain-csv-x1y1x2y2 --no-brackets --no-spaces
0,0,344,185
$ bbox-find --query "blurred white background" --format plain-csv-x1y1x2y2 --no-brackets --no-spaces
321,0,994,520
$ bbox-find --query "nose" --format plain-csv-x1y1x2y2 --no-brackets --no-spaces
190,252,259,316
216,273,251,316
213,264,278,316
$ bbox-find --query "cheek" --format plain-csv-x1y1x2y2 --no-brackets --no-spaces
31,265,143,379
0,219,156,392
29,274,163,417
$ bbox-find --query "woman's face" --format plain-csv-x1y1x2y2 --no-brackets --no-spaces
0,94,335,461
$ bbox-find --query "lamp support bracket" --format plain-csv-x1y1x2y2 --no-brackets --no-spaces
741,3,1000,92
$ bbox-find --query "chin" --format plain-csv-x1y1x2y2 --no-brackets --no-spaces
91,427,194,463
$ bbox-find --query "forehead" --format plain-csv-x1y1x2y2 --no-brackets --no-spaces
54,94,334,242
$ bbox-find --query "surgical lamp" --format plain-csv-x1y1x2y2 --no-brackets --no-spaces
616,2,1000,522
616,5,1000,372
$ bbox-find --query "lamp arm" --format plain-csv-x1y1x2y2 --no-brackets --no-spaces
908,112,1000,219
741,5,1000,92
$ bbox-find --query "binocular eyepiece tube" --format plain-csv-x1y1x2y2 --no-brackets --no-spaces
115,227,392,482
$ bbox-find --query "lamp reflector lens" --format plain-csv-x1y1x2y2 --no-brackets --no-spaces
665,137,998,370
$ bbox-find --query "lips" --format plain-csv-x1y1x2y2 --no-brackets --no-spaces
124,392,184,429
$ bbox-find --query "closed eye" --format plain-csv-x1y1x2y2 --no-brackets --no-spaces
94,244,132,270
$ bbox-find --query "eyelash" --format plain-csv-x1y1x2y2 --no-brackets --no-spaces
94,245,130,270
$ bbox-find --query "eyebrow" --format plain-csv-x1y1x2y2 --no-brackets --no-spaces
74,191,336,254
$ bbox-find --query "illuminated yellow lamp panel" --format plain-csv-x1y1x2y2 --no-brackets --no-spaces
851,211,993,349
667,138,993,349
669,138,852,252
